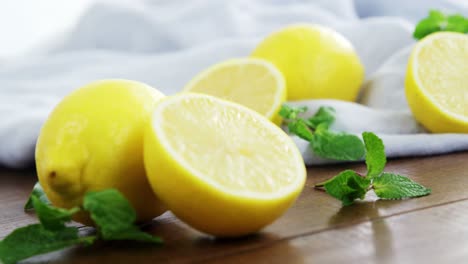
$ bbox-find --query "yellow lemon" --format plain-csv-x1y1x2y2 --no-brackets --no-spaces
405,32,468,133
36,79,167,224
184,58,286,124
251,24,364,101
144,93,306,237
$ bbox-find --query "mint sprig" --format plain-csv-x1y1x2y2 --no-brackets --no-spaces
316,132,431,205
414,10,468,40
0,187,161,264
280,105,365,161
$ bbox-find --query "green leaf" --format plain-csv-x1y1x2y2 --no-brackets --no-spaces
83,189,136,236
287,120,314,141
281,105,363,161
0,224,95,264
24,182,50,211
311,128,365,161
323,170,371,206
83,189,162,244
31,196,79,231
103,226,163,243
307,106,335,129
373,173,432,199
279,105,307,120
413,10,446,39
446,14,468,32
362,132,386,178
414,10,468,39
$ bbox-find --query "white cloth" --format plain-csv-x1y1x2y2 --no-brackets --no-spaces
1,0,468,168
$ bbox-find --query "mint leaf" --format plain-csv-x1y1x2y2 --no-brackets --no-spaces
373,173,431,199
103,227,163,243
311,127,365,161
83,189,136,236
32,196,79,231
323,170,371,206
323,170,370,204
413,10,446,39
446,14,468,32
0,224,95,264
24,182,50,211
279,105,307,120
288,119,313,141
83,189,162,244
363,132,386,178
414,10,468,39
307,106,335,129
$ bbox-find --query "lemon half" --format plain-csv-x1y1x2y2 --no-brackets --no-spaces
405,32,468,133
144,93,306,237
184,58,286,124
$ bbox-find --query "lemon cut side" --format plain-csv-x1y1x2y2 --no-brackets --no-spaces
405,32,468,133
144,93,306,237
184,58,286,124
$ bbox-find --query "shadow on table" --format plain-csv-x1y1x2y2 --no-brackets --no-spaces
329,200,395,262
30,212,304,263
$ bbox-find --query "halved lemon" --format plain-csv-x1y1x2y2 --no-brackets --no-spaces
144,93,306,237
405,32,468,133
183,58,286,125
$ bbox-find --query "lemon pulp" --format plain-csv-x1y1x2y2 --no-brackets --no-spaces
184,58,286,124
144,93,306,237
405,32,468,132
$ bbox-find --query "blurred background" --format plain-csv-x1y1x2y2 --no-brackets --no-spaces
1,0,468,168
0,0,93,59
1,0,467,59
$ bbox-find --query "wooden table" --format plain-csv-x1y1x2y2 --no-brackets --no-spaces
2,152,468,263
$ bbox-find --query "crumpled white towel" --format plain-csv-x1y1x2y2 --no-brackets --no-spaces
1,0,468,168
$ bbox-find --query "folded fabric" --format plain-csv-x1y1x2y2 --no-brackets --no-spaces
288,100,468,164
1,0,467,168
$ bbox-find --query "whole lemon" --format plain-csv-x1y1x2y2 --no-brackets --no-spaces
35,79,166,225
251,24,365,101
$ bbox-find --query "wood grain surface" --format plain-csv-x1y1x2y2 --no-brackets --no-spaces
1,152,468,263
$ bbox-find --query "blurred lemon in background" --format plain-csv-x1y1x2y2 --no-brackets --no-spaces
184,58,286,124
36,79,167,225
251,24,364,101
405,32,468,133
